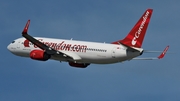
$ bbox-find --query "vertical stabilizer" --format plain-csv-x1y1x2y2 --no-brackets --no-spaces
112,9,153,48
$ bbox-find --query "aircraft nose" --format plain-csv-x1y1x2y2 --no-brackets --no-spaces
7,44,11,51
7,42,19,55
7,43,15,52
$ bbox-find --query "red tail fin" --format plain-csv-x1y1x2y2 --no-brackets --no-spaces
112,9,153,48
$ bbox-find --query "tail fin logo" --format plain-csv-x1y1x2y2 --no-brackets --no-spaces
132,11,150,45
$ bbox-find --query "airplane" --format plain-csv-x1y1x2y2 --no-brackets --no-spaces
7,9,169,68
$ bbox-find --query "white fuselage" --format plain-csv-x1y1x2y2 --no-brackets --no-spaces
7,37,141,64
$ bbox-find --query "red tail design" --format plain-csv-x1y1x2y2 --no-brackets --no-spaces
112,9,153,48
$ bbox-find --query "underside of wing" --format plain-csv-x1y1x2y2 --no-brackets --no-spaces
22,20,81,61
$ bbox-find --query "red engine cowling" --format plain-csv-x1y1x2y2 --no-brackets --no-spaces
30,50,51,61
68,62,90,68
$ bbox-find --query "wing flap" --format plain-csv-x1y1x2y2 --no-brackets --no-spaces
62,51,81,60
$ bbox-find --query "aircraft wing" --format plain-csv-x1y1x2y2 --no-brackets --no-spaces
22,20,81,61
133,46,169,60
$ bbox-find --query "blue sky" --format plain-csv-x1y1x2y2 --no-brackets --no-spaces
0,0,179,101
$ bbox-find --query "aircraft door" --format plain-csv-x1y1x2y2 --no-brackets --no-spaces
111,47,116,58
16,40,21,49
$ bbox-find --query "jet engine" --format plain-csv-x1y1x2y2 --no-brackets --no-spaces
30,50,51,61
68,62,90,68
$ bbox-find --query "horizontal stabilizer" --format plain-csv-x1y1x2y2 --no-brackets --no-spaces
133,46,169,60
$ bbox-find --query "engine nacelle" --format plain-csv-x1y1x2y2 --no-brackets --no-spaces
68,62,90,68
30,50,51,61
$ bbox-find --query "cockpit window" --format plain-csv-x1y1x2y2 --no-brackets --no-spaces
11,41,15,43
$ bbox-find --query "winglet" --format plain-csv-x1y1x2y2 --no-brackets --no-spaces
22,20,30,34
158,46,169,59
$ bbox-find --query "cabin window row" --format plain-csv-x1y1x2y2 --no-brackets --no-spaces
86,48,107,52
